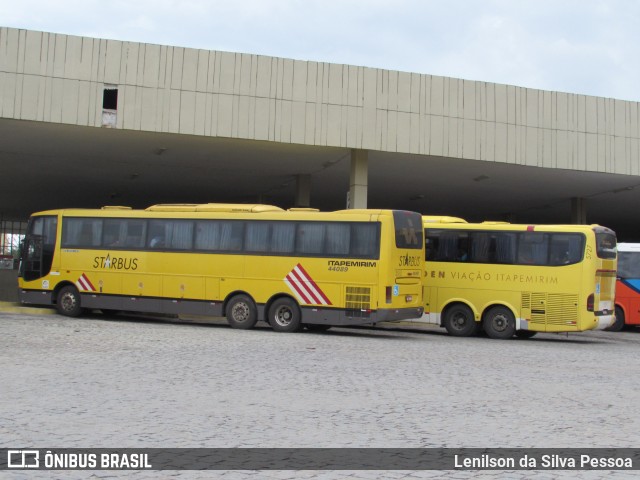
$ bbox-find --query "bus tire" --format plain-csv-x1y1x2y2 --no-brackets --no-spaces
606,306,625,332
268,298,302,333
56,285,83,317
442,304,478,337
226,294,258,329
515,330,538,339
483,306,516,339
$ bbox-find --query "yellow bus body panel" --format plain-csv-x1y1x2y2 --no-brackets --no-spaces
420,218,616,334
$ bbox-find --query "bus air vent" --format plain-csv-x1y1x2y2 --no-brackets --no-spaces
345,286,371,318
546,294,578,325
521,293,531,309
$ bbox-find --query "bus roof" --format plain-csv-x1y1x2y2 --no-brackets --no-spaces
422,218,613,234
422,215,467,224
145,203,284,213
27,204,414,222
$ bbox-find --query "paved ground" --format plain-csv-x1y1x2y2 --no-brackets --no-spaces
1,309,640,479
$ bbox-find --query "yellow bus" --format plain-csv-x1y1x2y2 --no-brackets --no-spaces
18,204,424,332
417,216,617,339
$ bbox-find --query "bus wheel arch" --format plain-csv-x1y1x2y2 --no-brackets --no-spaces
441,302,480,337
483,304,517,339
55,283,84,317
267,295,302,333
224,292,259,329
606,305,626,332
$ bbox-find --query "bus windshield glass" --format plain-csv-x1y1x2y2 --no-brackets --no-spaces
393,211,423,249
596,232,617,259
618,252,640,279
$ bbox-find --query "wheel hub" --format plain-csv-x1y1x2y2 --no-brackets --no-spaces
275,307,292,326
492,315,507,331
232,303,249,322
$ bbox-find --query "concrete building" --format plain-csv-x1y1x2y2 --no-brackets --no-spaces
1,26,640,242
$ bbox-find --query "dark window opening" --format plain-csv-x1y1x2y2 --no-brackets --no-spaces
59,217,381,260
425,228,585,266
103,88,118,110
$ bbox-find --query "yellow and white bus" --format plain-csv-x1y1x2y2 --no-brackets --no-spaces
417,216,617,339
18,204,424,332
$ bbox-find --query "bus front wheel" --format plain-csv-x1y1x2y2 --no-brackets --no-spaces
483,306,516,339
226,295,258,329
268,298,302,333
56,285,83,317
606,306,625,332
442,304,478,337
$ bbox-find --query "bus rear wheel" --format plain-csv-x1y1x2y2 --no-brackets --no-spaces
483,306,516,339
226,295,258,329
268,298,302,333
56,285,83,317
442,304,478,337
605,306,625,332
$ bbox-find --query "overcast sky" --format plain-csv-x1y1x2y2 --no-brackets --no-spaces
3,0,640,101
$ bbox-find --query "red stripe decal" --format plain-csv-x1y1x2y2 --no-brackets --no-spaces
296,263,332,305
286,271,313,304
290,267,322,304
82,274,96,292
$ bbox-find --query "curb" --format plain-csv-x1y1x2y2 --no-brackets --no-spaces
0,302,56,315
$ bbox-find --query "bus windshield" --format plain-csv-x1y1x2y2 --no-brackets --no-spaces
393,211,423,249
618,252,640,279
596,232,617,259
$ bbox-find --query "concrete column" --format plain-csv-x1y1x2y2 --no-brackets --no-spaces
295,174,311,208
348,149,368,209
571,197,587,224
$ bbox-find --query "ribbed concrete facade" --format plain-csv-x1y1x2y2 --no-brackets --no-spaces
1,26,639,175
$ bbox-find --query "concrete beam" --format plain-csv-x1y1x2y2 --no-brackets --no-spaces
571,197,587,224
348,150,368,209
295,174,311,208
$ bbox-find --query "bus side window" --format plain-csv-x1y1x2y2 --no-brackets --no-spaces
456,233,469,262
518,232,549,265
148,221,166,248
435,232,467,262
297,222,326,255
494,233,516,264
425,230,439,261
326,223,350,256
350,223,378,258
270,222,295,254
549,234,584,265
63,218,102,247
123,220,147,249
219,221,244,251
470,233,490,263
245,221,270,252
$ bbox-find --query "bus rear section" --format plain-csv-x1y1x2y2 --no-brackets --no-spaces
331,209,424,323
419,220,617,339
591,227,617,331
610,242,640,331
382,210,424,321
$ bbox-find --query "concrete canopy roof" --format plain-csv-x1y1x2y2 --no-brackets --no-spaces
2,117,640,240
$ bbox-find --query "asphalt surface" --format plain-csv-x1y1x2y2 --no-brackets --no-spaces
1,309,639,479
